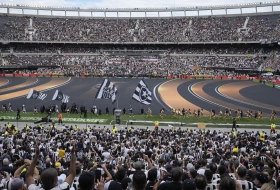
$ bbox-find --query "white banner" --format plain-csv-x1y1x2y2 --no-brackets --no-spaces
107,58,122,64
1,116,107,123
142,59,158,62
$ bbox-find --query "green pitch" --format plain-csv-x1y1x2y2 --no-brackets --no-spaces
254,80,280,89
0,112,277,129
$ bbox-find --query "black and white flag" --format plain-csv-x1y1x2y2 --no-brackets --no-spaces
95,79,117,104
27,89,47,100
132,80,152,105
52,90,70,103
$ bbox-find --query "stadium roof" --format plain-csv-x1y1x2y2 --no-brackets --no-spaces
1,1,280,17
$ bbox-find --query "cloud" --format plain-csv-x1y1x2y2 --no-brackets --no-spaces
0,0,266,8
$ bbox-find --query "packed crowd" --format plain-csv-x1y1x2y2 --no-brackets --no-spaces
1,14,280,77
0,14,280,42
0,122,279,190
1,44,279,77
3,54,270,77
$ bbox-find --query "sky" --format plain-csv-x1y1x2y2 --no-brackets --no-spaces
0,0,273,8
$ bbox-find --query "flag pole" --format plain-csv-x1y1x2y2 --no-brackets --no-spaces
92,97,96,108
95,101,98,117
129,99,132,117
138,101,142,114
25,88,34,113
129,99,132,107
115,85,118,110
93,85,98,116
23,97,28,115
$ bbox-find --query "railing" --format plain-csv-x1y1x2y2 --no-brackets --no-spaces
0,40,262,44
0,1,280,17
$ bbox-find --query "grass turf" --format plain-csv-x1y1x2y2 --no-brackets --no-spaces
0,112,277,128
253,80,280,89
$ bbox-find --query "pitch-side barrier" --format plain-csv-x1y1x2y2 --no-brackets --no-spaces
127,120,271,127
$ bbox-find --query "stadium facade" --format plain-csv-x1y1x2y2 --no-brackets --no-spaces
0,2,280,17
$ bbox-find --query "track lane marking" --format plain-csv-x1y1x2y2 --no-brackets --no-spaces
0,78,10,88
190,80,254,113
153,81,171,113
0,77,39,93
188,81,231,110
158,79,201,111
217,81,280,111
0,78,71,102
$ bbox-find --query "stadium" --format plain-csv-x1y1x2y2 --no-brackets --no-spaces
0,2,280,122
0,1,280,190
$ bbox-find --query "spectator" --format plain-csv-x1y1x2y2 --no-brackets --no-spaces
209,163,219,181
132,171,146,190
189,169,198,181
162,164,172,182
219,177,236,190
146,168,157,190
260,183,276,190
254,173,268,189
157,167,183,190
197,159,207,175
195,175,207,190
204,170,217,190
26,141,76,190
106,168,126,190
121,178,132,190
58,146,65,159
78,172,95,190
183,179,196,190
10,178,24,190
262,168,275,186
236,166,254,190
1,158,12,173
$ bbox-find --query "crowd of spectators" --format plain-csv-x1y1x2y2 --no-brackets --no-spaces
0,14,280,76
2,45,279,73
0,123,279,190
3,54,272,77
0,14,280,42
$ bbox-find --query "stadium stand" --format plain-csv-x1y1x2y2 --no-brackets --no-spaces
0,44,279,77
0,4,279,76
0,14,279,42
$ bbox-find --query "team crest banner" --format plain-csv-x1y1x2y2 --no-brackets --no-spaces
132,80,152,105
26,89,47,100
95,79,117,104
52,90,70,103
